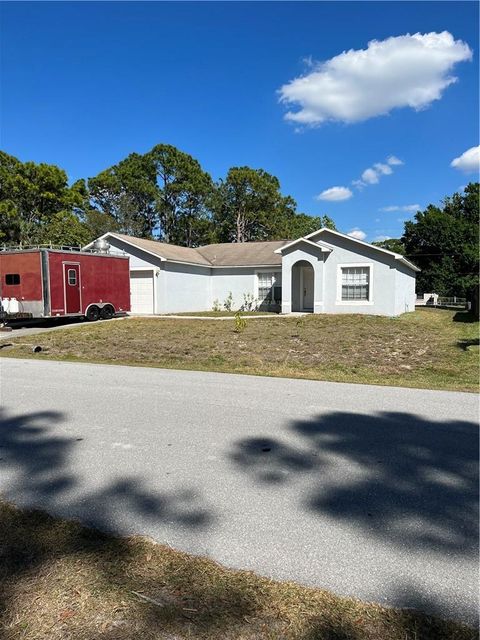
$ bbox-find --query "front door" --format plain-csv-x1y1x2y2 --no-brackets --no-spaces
302,266,314,311
64,263,81,313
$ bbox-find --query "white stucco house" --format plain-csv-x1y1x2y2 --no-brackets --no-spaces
85,228,419,316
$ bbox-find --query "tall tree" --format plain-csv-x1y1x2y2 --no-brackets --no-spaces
0,151,85,244
285,213,336,239
372,238,405,255
88,153,158,238
147,144,215,246
213,167,298,242
402,183,479,298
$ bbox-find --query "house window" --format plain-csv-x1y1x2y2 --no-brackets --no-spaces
67,269,77,286
258,272,281,305
341,267,370,301
5,274,20,285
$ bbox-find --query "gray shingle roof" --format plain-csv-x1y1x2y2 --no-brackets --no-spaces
111,233,289,267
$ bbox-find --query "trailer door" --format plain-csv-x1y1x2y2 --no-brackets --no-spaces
63,263,81,313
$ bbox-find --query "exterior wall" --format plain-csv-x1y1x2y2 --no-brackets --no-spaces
281,231,417,316
311,230,415,316
158,262,211,313
211,268,266,311
281,245,325,314
394,262,416,315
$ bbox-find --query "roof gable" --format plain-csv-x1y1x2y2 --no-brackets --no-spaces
303,228,420,272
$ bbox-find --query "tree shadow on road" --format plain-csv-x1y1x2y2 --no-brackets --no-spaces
0,408,264,638
230,410,478,554
229,410,479,626
0,407,477,639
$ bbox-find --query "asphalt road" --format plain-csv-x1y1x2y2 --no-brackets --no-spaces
0,358,478,624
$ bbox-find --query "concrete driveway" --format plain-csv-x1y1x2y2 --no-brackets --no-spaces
0,358,478,624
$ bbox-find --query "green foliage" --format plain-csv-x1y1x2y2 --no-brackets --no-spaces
372,238,405,255
212,299,221,312
1,146,336,249
213,166,295,242
402,183,479,298
223,291,234,311
285,213,336,238
233,310,247,333
0,151,87,244
241,292,257,311
147,144,215,247
88,152,158,238
38,210,91,247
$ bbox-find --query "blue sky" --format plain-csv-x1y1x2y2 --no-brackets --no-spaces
1,1,478,241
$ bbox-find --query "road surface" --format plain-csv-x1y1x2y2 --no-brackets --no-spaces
0,358,478,624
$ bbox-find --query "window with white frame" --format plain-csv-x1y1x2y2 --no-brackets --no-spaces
257,272,282,305
341,266,370,301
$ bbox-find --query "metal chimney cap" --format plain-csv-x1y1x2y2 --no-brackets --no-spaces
93,238,110,253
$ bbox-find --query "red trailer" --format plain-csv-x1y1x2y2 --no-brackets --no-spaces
0,248,130,322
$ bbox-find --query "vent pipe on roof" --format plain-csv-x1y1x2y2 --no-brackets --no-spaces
92,238,110,254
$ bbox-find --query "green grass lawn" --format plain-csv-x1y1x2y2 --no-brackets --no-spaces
0,501,475,640
1,308,478,391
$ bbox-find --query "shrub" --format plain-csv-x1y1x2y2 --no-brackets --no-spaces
234,310,247,333
223,292,233,312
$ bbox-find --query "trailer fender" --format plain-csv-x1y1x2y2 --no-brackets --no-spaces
85,302,116,320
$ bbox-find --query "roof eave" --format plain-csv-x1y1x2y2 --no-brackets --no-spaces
274,237,333,254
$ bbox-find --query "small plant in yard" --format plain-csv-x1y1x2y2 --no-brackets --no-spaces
212,298,221,312
223,291,233,311
241,292,258,312
234,310,247,333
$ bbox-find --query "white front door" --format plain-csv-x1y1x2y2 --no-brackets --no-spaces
130,271,154,314
302,266,314,311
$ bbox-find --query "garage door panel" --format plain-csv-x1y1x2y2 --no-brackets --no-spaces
130,271,154,314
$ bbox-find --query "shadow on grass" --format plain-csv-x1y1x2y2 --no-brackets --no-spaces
457,337,480,350
453,311,479,323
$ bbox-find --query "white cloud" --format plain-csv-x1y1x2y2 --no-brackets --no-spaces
450,146,480,173
355,156,402,188
347,228,367,241
361,168,380,184
387,156,403,166
374,163,393,176
380,204,420,212
373,235,392,242
316,186,353,201
279,32,472,126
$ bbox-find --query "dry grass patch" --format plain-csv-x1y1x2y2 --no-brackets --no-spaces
1,309,478,391
0,501,476,640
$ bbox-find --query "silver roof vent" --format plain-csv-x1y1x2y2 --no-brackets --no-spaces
92,238,110,254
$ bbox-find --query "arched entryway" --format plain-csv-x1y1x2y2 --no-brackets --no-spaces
291,260,314,312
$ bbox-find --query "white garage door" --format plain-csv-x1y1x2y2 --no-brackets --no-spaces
130,271,154,314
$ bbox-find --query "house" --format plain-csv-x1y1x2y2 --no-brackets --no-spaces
84,228,419,316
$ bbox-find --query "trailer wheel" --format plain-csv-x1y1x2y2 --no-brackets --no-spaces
86,305,100,322
100,305,114,320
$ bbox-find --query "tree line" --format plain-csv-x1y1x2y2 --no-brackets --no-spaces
0,145,478,298
0,145,335,248
373,182,479,299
